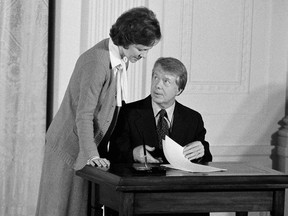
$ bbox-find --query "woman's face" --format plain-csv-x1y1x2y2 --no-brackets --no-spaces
121,42,158,63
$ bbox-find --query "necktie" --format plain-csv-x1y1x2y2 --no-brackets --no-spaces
156,109,169,149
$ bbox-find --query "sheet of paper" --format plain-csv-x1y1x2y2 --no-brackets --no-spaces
163,136,226,173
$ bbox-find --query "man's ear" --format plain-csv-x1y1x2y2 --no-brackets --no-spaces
176,89,183,96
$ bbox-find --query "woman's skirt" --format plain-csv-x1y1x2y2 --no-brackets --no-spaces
36,144,88,216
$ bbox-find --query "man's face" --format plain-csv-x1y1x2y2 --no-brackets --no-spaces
150,65,181,108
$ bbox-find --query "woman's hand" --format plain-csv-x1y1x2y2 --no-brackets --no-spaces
87,156,110,169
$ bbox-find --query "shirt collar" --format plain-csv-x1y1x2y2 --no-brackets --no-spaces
109,38,128,69
109,38,129,106
151,99,175,122
109,38,121,69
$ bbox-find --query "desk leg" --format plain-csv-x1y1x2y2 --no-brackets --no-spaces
119,193,134,216
236,212,248,216
88,181,103,216
272,190,285,216
87,181,92,216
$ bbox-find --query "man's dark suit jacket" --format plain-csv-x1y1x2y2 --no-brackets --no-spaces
108,95,212,163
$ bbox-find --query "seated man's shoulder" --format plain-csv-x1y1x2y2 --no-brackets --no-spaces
123,99,142,111
121,98,148,117
123,97,148,110
177,101,202,117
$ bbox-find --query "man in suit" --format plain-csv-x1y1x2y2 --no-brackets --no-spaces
109,57,212,166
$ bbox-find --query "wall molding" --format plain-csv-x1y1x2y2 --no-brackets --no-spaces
211,144,273,156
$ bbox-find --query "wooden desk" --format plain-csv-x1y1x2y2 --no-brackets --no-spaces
76,162,288,216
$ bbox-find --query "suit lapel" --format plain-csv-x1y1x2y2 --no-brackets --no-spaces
170,102,187,145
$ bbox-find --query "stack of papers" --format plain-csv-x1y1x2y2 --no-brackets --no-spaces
163,136,226,173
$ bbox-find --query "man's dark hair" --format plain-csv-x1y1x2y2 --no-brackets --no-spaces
153,57,188,91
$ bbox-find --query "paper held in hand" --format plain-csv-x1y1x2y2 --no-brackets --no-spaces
162,136,226,173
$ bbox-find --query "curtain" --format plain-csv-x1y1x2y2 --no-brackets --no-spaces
0,0,48,215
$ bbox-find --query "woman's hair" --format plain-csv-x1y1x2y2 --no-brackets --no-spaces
153,57,188,91
110,7,161,48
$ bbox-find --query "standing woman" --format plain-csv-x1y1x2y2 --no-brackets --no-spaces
36,7,161,216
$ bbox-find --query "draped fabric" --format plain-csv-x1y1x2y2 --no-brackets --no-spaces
0,0,48,215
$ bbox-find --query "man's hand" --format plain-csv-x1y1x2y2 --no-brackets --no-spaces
183,141,204,161
133,145,161,163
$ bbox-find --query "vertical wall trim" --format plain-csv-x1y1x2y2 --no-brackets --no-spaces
83,0,147,102
46,0,55,130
